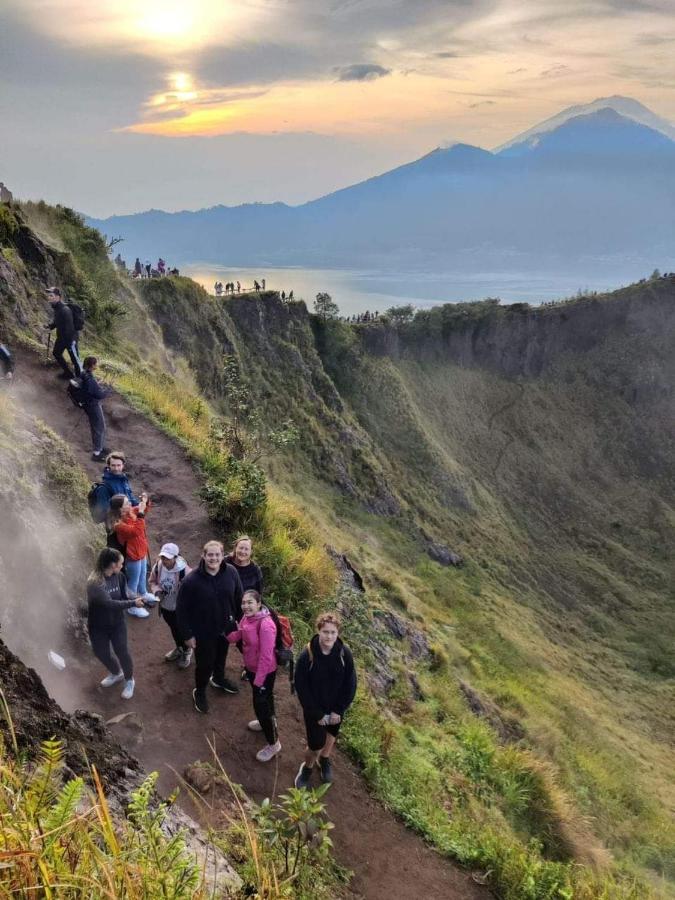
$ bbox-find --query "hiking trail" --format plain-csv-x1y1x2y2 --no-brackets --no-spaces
13,348,489,900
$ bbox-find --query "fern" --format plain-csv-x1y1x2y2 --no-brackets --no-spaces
42,777,86,841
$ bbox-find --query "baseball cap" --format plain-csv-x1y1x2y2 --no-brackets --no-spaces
159,543,179,559
46,286,61,297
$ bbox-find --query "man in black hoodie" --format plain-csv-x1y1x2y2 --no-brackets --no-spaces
46,286,81,378
176,540,243,713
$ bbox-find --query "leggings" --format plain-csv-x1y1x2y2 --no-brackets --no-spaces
247,670,277,745
125,556,148,596
161,608,187,650
89,621,133,680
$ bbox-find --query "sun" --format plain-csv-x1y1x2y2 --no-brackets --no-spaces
136,3,196,41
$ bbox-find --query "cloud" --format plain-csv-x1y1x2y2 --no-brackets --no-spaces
540,63,571,78
468,100,496,108
334,64,391,82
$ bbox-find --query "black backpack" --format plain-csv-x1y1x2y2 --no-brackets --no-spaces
68,302,85,332
66,377,88,409
87,482,110,523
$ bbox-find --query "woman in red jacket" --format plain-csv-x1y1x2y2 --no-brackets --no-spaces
108,493,154,618
227,589,280,762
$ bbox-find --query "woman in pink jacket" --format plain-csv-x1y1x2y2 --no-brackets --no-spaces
227,589,280,762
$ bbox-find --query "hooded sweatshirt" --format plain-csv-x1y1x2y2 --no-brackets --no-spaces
294,635,357,721
227,607,277,686
176,559,243,642
101,468,139,506
224,555,264,594
48,300,75,343
148,556,191,612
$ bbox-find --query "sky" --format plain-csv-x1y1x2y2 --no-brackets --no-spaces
2,0,675,216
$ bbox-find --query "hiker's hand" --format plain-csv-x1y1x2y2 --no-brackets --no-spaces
134,598,145,608
318,715,330,726
186,637,196,649
328,713,341,725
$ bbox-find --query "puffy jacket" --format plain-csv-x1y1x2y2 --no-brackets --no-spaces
176,560,243,642
227,607,277,686
101,468,139,506
294,635,357,721
149,556,190,612
48,300,75,343
113,508,148,562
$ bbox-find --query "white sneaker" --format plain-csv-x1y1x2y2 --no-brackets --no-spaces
177,648,193,669
247,719,263,732
100,672,124,688
256,741,281,763
121,678,135,700
127,606,150,618
164,647,182,662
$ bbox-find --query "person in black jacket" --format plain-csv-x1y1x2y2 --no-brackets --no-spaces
86,547,146,700
225,535,263,594
176,540,244,713
80,356,111,461
0,343,14,380
293,611,357,789
46,286,81,378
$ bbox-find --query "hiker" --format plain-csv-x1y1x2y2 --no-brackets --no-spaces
157,258,166,275
261,279,265,290
225,535,263,595
226,590,281,762
288,290,293,301
134,258,142,278
79,356,111,461
0,343,14,380
281,290,285,301
101,451,140,508
236,281,241,293
108,493,154,617
149,542,193,668
46,286,81,379
176,540,243,714
87,547,146,699
294,612,357,788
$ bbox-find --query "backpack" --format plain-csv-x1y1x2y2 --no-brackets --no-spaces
87,482,111,523
267,609,295,692
67,377,88,409
68,302,85,332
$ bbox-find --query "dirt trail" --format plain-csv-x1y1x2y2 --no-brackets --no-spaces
13,349,488,900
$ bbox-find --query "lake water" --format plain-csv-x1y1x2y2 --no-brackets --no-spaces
182,263,639,316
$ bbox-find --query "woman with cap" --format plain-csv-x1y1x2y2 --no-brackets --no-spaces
149,542,192,668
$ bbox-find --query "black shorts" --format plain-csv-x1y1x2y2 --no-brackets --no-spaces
304,713,341,752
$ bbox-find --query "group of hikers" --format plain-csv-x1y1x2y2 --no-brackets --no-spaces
213,280,295,302
114,255,180,279
35,281,357,787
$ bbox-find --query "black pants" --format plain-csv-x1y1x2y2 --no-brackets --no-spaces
53,336,81,377
194,634,229,695
85,401,106,453
161,608,186,651
247,670,277,744
89,621,133,680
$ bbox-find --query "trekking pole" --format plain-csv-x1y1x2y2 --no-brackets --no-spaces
45,330,52,362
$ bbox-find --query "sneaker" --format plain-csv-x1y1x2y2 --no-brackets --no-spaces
193,688,209,714
247,719,263,732
127,606,150,618
164,647,182,662
121,678,135,700
92,450,106,462
100,671,124,688
294,762,314,789
256,741,282,763
319,756,333,784
177,648,193,669
209,676,239,694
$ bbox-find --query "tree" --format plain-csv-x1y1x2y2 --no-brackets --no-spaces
314,292,339,321
385,303,415,325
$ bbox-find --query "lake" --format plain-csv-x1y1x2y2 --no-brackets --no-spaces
182,263,642,317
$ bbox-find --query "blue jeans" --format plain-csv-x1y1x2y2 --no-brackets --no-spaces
125,556,148,596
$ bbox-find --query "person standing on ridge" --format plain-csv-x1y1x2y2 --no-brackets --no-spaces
227,589,281,762
46,286,81,379
79,356,111,461
294,611,357,789
87,547,146,700
134,258,142,278
176,540,243,714
149,542,193,668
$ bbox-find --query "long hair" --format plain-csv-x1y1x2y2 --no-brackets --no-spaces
231,534,252,554
106,494,127,531
88,547,124,585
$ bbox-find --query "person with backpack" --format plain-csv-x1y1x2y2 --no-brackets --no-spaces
176,540,243,714
78,356,111,462
87,547,146,700
45,286,82,379
88,451,140,526
226,589,281,762
293,612,357,789
149,542,192,668
107,493,154,618
0,343,14,380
